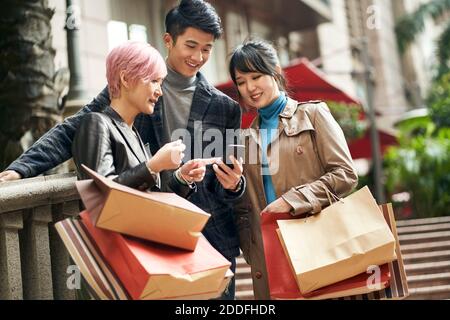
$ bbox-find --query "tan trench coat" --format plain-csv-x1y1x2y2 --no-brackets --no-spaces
235,98,358,300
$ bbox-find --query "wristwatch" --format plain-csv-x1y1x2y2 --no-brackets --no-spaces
231,177,243,193
175,169,196,189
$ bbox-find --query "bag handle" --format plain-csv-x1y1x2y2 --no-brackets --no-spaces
318,180,343,205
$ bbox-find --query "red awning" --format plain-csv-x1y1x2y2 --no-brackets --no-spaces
215,58,397,160
348,130,398,160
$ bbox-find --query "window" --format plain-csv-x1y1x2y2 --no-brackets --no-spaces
107,20,148,51
129,24,148,42
107,20,128,51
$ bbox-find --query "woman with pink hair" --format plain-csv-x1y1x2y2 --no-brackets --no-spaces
72,41,211,195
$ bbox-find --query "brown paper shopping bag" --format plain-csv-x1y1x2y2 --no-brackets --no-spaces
277,185,397,294
76,164,210,251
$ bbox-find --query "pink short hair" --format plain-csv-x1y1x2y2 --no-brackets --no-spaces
106,41,167,98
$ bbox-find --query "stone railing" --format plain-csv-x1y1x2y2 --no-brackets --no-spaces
0,173,80,300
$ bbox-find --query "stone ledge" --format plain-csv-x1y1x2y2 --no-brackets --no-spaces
0,173,79,214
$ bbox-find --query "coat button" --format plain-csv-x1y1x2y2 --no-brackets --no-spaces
255,271,262,279
296,145,304,155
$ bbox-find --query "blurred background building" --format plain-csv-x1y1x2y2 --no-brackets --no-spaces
42,0,445,180
47,0,443,121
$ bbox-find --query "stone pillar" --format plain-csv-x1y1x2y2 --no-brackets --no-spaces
49,201,80,300
20,206,54,300
0,211,23,300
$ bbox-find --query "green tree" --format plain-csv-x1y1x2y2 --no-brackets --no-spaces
327,101,366,142
427,72,450,129
384,73,450,218
395,0,450,77
384,128,450,218
0,0,61,171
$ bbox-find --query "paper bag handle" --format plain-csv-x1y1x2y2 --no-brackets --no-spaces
318,181,343,205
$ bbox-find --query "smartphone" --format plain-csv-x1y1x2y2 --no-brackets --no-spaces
223,144,245,169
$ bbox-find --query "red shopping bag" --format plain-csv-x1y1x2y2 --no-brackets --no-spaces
79,210,231,300
261,212,391,299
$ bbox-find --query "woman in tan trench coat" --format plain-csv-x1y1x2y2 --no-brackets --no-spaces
228,39,359,300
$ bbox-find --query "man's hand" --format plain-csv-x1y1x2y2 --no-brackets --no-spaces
261,197,293,215
179,158,219,183
0,170,22,183
212,156,243,191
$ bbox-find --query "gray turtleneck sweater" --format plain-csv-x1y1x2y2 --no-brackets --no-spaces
161,64,198,143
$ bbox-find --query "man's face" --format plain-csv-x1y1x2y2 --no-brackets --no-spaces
164,27,215,77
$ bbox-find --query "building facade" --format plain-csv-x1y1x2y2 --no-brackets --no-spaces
48,0,444,125
48,0,332,100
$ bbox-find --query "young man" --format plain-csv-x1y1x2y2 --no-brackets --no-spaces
0,0,244,300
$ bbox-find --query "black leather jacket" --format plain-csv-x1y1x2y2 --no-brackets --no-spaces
72,106,192,197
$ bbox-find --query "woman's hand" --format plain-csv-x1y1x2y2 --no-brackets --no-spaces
261,197,293,215
147,139,186,173
179,158,219,183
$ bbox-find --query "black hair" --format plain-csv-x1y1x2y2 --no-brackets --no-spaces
229,39,287,92
165,0,223,42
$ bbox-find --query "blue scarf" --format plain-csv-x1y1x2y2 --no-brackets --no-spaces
258,93,288,205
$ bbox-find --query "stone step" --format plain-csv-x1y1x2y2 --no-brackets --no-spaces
398,231,450,245
403,250,450,264
235,266,252,280
396,216,450,227
236,257,248,267
235,289,255,300
407,272,450,289
397,223,450,235
235,278,254,292
406,285,450,300
400,240,450,254
405,260,450,276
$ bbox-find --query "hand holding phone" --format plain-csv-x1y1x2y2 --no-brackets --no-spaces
213,145,245,191
224,144,245,169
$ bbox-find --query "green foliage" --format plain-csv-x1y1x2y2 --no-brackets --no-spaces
436,22,450,77
384,127,450,218
327,101,366,142
395,0,450,78
427,72,450,129
384,71,450,218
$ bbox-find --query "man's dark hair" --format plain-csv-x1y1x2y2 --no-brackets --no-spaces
165,0,223,42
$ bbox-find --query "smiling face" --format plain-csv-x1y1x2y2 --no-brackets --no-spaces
126,77,164,115
235,70,281,109
164,27,214,77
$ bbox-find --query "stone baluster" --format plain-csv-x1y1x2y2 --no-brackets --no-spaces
0,172,79,300
20,205,54,299
0,211,24,299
